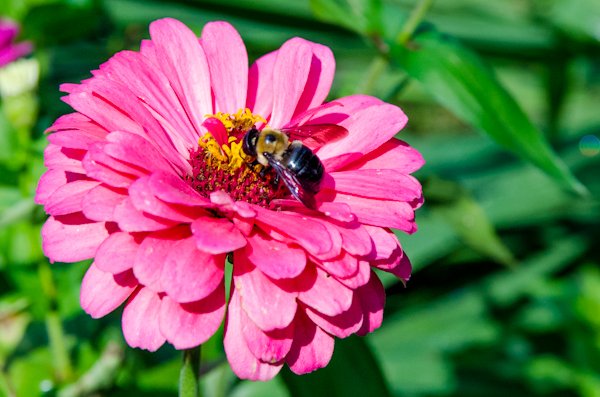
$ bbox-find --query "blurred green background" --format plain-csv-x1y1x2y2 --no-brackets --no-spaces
1,0,599,396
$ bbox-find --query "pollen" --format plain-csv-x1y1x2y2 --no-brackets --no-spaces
185,108,285,207
209,108,267,139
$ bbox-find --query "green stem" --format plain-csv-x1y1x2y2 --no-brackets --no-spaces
179,346,202,397
358,56,389,96
396,0,435,46
38,261,73,382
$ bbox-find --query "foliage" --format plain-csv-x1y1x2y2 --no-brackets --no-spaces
0,0,599,396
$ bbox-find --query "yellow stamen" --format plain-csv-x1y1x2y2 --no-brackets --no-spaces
199,108,267,172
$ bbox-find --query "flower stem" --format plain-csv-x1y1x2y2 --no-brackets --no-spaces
179,346,202,397
359,56,389,96
396,0,435,46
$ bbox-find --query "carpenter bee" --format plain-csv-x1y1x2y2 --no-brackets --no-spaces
242,124,348,209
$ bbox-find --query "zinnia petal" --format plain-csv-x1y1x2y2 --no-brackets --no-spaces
224,289,283,381
37,18,424,381
160,286,226,349
286,309,335,375
233,253,297,331
161,237,225,303
80,264,137,318
201,21,248,112
122,288,166,351
42,214,111,263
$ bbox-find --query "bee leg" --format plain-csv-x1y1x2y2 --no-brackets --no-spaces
259,166,268,178
273,173,280,186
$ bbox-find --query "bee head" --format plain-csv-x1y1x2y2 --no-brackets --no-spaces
242,127,260,157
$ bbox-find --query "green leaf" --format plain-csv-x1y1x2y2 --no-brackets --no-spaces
428,178,516,267
542,0,600,44
485,236,587,306
281,336,391,397
8,347,55,397
370,291,498,395
391,31,588,196
309,0,382,35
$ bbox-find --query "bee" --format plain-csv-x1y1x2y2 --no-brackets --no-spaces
242,124,348,209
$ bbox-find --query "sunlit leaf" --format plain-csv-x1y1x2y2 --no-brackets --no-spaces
427,178,516,267
309,0,382,35
391,30,587,196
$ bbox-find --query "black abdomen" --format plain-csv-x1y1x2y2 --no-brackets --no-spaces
282,144,324,193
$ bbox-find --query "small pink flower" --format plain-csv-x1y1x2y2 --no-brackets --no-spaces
36,18,423,380
0,19,32,67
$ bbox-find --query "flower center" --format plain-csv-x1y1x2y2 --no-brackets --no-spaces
184,108,286,207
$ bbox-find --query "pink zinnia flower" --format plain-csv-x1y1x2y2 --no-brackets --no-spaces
36,18,423,380
0,18,32,67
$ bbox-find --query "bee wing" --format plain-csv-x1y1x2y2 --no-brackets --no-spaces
264,153,317,209
281,124,348,151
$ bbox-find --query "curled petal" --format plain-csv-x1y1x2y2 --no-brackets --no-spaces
42,214,111,263
319,251,359,279
233,253,297,331
305,295,363,338
160,285,226,349
241,306,294,364
336,260,371,289
95,231,142,274
364,226,401,260
374,246,412,282
129,177,200,223
328,193,417,233
244,231,306,280
191,216,247,255
114,198,179,232
202,117,228,147
356,273,385,336
44,180,99,216
122,288,166,351
254,207,333,257
286,309,334,375
44,144,85,174
161,237,225,303
36,169,85,205
224,288,283,381
148,171,212,208
80,264,137,319
298,266,353,317
134,226,190,292
81,184,127,222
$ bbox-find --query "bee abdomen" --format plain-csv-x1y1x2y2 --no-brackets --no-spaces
283,145,323,193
